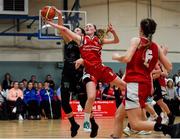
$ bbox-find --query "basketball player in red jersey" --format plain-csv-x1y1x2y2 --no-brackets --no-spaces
45,16,126,137
152,46,175,126
111,18,180,138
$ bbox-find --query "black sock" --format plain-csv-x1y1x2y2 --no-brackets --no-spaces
167,112,172,117
127,123,131,129
90,116,98,138
154,123,168,134
90,117,96,125
69,117,76,126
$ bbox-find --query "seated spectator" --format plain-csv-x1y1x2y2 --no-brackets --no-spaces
175,70,180,86
0,84,8,120
2,73,12,91
23,81,41,120
166,78,177,100
175,81,180,116
56,85,61,102
165,78,178,115
96,81,105,100
102,84,115,100
113,85,123,108
22,79,28,89
40,81,57,119
7,81,25,120
19,81,26,92
33,82,38,91
37,82,43,101
45,74,55,90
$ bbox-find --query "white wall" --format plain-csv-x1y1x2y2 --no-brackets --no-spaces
0,0,179,62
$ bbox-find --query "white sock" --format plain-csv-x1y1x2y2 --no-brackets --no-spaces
84,112,90,123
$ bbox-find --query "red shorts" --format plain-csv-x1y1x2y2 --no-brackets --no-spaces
85,64,117,83
123,82,151,109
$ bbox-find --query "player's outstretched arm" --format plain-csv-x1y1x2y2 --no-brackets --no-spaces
112,37,140,63
103,24,119,44
46,20,81,45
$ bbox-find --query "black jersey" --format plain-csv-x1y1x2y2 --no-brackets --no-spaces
62,40,83,79
64,41,81,64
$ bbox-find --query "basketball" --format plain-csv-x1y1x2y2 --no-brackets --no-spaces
41,6,56,20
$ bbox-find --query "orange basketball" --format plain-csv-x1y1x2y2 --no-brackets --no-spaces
41,6,56,20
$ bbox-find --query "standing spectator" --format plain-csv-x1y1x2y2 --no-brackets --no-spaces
166,78,177,115
40,81,56,119
45,74,55,90
7,81,25,120
2,73,12,91
23,81,40,120
29,75,37,84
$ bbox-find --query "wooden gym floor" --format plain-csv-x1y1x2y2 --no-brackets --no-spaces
0,117,179,138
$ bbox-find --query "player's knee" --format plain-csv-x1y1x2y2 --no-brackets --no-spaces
87,94,95,103
129,122,140,131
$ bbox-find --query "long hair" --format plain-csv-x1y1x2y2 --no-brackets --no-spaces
140,18,157,68
140,18,157,47
93,24,106,43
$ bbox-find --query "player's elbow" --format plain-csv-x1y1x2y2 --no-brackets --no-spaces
166,63,173,72
121,57,130,63
114,39,120,44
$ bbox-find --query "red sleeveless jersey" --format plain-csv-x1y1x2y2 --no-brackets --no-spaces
124,37,159,83
80,35,102,69
80,35,117,83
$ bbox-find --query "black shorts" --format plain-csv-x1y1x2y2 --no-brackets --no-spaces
61,64,85,95
153,79,163,101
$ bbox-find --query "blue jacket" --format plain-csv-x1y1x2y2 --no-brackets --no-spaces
23,88,40,104
40,88,54,101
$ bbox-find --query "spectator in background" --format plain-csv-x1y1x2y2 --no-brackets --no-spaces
10,81,14,88
56,85,61,102
23,81,40,120
176,81,180,99
19,81,26,92
0,84,8,120
37,82,43,99
29,75,37,84
102,84,115,100
33,82,38,91
96,81,104,100
2,73,12,91
22,79,28,89
166,78,177,100
166,78,177,115
7,81,25,120
113,85,123,108
175,70,180,86
45,74,55,90
40,81,56,119
175,81,180,116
